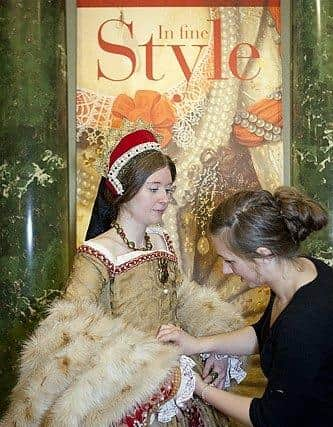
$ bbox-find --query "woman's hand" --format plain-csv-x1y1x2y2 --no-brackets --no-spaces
157,324,199,355
203,355,228,389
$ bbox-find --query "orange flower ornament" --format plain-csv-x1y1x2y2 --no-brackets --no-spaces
111,90,176,147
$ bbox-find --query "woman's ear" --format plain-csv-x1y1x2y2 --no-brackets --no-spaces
255,246,273,257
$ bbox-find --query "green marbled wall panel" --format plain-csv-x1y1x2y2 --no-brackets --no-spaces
291,0,333,262
0,0,69,414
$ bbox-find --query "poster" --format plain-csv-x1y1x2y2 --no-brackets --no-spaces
76,0,282,327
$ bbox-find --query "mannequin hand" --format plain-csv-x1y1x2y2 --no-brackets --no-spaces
157,324,199,355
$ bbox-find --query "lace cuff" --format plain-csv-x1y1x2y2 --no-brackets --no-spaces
155,355,196,423
200,353,247,388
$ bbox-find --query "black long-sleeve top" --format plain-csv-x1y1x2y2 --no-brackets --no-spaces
249,258,333,427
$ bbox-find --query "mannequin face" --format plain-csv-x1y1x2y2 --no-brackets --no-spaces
212,235,264,287
122,166,174,226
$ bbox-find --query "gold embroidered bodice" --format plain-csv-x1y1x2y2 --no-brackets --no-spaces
111,255,180,335
69,231,182,337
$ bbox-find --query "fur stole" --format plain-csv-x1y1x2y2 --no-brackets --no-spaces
177,280,244,336
2,271,245,426
1,298,179,427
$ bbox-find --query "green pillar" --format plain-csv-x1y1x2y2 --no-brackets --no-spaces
0,0,69,413
291,0,333,262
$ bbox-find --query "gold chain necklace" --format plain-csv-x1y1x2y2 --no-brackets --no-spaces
111,221,153,251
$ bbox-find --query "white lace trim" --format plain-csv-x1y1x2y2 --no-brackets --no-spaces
224,356,247,388
155,355,196,423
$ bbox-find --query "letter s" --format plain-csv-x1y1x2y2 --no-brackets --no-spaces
97,19,136,81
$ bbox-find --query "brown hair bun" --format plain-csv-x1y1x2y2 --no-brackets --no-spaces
274,186,328,244
209,186,328,260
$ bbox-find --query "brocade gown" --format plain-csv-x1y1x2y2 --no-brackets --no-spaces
2,227,243,427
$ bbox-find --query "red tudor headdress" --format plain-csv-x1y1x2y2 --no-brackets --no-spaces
103,124,162,196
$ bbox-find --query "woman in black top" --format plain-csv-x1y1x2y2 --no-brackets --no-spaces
157,186,333,427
